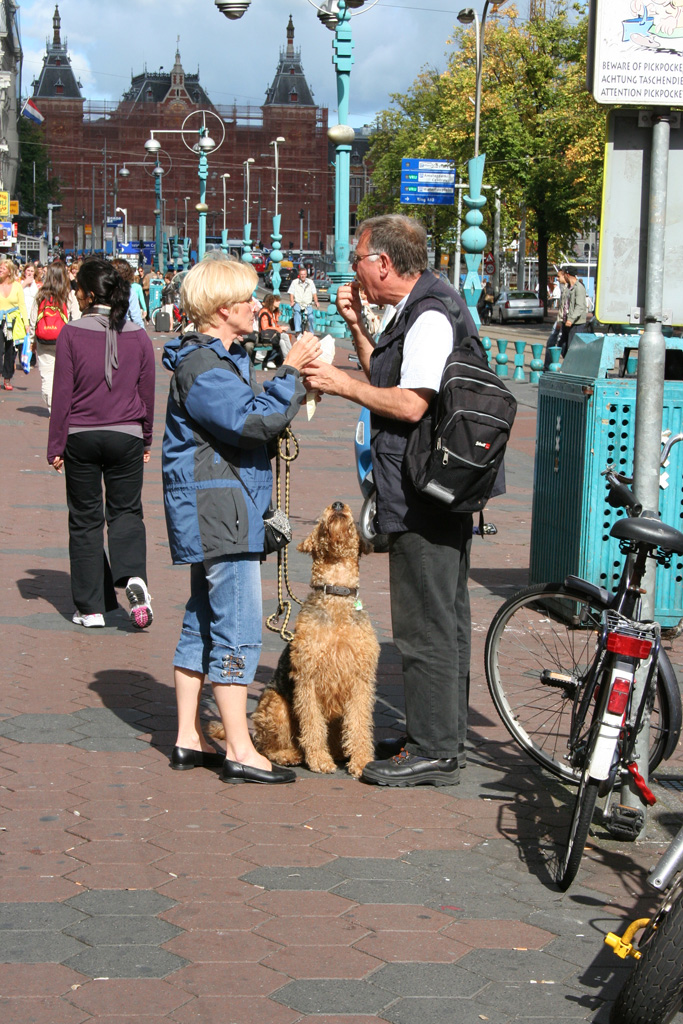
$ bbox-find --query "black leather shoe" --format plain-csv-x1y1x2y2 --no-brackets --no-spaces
220,759,296,785
375,735,467,769
361,749,460,787
171,746,226,771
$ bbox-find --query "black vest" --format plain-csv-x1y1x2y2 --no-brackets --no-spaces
369,271,477,533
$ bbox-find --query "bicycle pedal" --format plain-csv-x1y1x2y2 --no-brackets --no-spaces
603,804,645,841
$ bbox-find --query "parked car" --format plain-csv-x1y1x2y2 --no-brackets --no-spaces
250,250,267,274
491,290,544,324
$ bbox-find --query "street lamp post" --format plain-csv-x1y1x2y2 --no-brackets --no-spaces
116,207,128,245
220,173,230,255
242,158,255,264
457,1,508,326
144,110,224,264
214,0,380,336
269,136,285,295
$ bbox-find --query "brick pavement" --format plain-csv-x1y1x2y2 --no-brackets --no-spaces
0,338,681,1023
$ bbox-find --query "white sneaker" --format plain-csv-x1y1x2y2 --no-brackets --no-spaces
72,611,105,628
265,361,277,369
125,577,153,629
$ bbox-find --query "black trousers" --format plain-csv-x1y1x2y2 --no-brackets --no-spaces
2,326,14,381
388,516,473,761
64,431,147,614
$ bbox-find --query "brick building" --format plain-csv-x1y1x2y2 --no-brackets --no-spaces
31,7,331,254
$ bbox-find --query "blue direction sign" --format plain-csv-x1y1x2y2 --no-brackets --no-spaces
400,158,456,206
107,216,124,227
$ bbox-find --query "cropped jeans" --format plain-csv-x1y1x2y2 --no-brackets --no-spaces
174,554,262,686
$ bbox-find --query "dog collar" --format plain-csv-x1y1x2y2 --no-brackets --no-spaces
311,584,359,598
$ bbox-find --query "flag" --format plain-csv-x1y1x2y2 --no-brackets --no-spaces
20,99,44,125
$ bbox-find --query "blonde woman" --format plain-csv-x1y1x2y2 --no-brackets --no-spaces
162,257,320,783
0,257,29,390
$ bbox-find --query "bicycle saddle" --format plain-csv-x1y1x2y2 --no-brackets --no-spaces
610,515,683,555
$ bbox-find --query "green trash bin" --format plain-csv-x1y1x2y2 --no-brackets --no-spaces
529,332,683,626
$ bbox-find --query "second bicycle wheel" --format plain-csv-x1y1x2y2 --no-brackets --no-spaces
485,583,674,783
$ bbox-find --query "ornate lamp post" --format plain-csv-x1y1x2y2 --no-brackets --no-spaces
457,1,508,327
242,157,255,264
144,110,225,264
220,172,231,255
269,136,285,295
214,0,380,336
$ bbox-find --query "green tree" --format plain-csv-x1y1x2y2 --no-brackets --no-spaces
361,5,605,300
17,118,61,228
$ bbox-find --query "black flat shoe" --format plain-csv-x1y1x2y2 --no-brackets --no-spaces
220,759,296,785
361,749,460,788
171,746,226,771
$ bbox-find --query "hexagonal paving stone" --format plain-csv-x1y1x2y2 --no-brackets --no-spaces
65,890,176,916
271,979,392,1015
382,998,509,1024
241,865,345,891
0,930,86,963
63,944,188,978
63,915,181,947
368,961,489,998
0,902,85,931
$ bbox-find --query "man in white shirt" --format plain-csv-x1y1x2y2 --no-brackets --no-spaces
302,214,478,788
288,267,319,333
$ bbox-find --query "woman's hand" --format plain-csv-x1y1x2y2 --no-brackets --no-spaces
51,456,64,474
283,332,322,372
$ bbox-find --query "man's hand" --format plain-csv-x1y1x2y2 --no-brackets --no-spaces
301,359,350,398
336,281,364,330
51,456,64,474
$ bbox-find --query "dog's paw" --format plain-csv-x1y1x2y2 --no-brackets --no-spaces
268,748,303,766
307,757,337,774
347,761,368,779
206,721,225,740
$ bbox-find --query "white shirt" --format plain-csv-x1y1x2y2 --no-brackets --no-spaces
384,295,453,392
289,277,317,306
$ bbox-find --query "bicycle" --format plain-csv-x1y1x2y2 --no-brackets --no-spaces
485,460,683,891
603,820,683,1023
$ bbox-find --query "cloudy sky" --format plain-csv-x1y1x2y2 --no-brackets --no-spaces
19,0,470,127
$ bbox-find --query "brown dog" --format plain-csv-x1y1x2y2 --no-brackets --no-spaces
253,501,379,777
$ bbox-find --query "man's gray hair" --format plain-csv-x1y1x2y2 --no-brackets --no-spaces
356,214,428,278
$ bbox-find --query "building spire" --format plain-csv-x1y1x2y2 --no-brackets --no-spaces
53,5,62,48
286,14,294,58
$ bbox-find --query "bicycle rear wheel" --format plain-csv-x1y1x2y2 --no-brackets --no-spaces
556,770,599,891
485,583,674,783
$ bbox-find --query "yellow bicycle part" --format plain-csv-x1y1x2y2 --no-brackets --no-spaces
604,917,651,960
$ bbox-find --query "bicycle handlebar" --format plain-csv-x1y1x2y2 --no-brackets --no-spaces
604,470,642,516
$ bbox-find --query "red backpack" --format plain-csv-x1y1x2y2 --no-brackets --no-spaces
35,299,68,342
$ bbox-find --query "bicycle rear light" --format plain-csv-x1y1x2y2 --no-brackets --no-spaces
606,633,653,659
607,677,632,716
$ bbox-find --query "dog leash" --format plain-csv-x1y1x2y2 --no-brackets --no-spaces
266,426,304,642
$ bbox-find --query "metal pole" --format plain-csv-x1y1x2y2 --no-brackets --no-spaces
493,188,501,295
91,165,95,252
621,110,671,823
197,130,209,263
455,174,462,291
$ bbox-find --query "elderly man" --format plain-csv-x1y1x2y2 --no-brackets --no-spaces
302,214,477,787
288,266,319,334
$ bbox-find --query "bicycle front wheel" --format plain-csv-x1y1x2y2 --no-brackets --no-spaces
485,583,673,783
609,888,683,1024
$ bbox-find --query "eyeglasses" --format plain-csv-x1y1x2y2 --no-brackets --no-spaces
350,251,380,269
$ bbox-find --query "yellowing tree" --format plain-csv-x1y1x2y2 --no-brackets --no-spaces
360,4,605,298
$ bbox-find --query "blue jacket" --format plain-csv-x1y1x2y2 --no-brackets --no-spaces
162,332,305,564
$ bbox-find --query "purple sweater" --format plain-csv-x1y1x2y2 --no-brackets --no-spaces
47,317,155,462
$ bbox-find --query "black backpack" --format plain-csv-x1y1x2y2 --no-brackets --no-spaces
401,302,517,513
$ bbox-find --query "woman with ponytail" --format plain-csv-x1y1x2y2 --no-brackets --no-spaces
47,257,156,629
